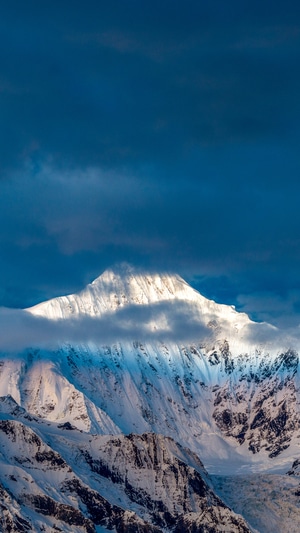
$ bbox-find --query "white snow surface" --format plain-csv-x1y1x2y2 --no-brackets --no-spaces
212,473,300,533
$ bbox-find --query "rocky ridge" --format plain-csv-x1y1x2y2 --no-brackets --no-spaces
0,409,250,532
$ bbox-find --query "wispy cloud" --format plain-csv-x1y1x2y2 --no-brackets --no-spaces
0,301,211,352
244,320,300,351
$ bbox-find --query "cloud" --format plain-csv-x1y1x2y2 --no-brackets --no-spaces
0,300,211,352
244,319,300,351
1,297,299,354
1,1,300,176
237,289,300,329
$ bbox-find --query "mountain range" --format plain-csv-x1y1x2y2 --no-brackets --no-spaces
0,263,299,532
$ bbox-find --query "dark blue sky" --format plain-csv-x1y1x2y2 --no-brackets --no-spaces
1,1,300,327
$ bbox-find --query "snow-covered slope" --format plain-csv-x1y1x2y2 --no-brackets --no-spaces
0,404,251,533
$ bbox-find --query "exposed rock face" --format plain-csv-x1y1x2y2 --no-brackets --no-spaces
23,493,96,533
0,417,250,532
80,433,221,528
287,458,300,476
212,349,299,457
0,482,31,532
173,508,251,533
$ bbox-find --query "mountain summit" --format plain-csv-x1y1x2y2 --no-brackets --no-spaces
28,262,235,313
27,264,261,348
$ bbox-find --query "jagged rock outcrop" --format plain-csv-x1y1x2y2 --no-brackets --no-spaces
212,349,299,457
0,417,250,532
173,508,251,533
287,458,300,476
0,482,31,532
79,432,223,528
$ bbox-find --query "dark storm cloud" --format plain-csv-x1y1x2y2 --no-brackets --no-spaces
1,1,300,174
0,300,211,352
1,1,300,328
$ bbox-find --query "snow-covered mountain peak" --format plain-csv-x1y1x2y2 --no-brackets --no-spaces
89,263,199,305
92,261,136,280
28,264,191,318
28,263,251,333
